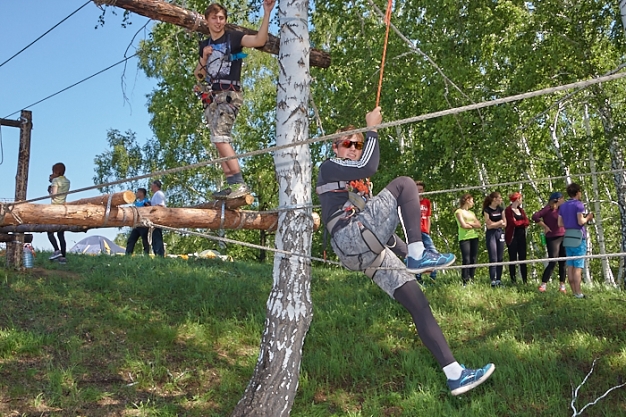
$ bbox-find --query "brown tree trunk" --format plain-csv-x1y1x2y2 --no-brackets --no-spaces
0,203,319,232
92,0,330,68
67,191,136,206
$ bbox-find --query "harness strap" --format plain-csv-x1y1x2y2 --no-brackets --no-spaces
316,181,347,195
360,227,386,254
364,250,386,279
212,79,241,87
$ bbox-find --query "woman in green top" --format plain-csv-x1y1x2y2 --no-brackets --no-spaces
455,193,482,285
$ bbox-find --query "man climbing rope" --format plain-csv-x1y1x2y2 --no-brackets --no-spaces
316,107,495,395
193,0,276,200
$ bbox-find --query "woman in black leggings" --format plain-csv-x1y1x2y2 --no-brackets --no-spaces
454,193,481,285
504,192,530,284
532,192,567,293
482,192,506,287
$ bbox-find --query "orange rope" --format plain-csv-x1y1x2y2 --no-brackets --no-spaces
376,0,393,107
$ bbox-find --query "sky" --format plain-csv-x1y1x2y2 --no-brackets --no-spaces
0,1,158,251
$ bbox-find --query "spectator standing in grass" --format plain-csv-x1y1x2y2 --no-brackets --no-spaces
414,180,439,282
455,193,481,286
504,192,530,284
125,188,151,256
482,192,506,287
532,192,567,293
316,107,494,396
150,181,166,257
558,183,593,299
48,163,70,264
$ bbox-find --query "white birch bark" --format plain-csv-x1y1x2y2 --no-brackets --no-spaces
231,1,313,415
620,1,626,35
584,104,615,285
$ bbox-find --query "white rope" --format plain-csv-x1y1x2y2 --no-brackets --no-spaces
12,70,626,207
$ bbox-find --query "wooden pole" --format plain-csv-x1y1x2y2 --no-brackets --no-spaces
0,203,320,232
92,0,331,69
0,234,33,244
5,110,32,269
0,225,90,233
67,191,136,207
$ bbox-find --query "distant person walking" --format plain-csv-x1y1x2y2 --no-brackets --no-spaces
415,180,439,282
532,192,567,293
482,192,506,287
48,163,70,264
150,180,166,257
125,188,151,256
504,192,530,284
558,183,593,298
455,193,481,286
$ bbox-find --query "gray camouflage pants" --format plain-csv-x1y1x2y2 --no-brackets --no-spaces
330,188,415,297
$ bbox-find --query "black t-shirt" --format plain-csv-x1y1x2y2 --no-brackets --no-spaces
198,30,245,89
483,205,504,225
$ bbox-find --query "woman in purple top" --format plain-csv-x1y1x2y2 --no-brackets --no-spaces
532,192,566,293
557,183,594,298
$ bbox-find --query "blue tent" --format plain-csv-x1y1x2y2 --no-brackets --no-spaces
69,235,125,255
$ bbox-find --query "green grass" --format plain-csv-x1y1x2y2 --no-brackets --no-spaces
0,253,625,416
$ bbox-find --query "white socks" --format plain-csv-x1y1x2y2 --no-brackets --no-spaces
443,362,464,380
407,241,425,260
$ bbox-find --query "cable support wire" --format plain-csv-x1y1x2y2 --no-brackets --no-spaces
419,167,626,198
13,69,626,206
3,53,139,119
146,220,626,275
0,1,91,70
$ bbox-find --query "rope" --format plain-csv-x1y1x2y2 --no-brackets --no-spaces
375,0,393,108
418,167,626,198
10,69,626,207
146,219,626,275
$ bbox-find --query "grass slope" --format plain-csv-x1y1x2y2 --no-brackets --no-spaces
0,254,625,416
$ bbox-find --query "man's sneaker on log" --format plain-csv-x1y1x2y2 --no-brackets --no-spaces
227,183,251,199
212,187,232,199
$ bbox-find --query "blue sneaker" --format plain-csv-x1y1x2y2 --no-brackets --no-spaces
406,250,455,274
447,363,495,396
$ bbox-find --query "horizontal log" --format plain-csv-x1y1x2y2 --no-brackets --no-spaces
192,194,254,210
0,203,320,232
0,233,32,243
67,191,136,207
0,225,90,233
94,0,331,68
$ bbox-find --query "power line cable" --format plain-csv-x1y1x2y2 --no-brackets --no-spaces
0,0,92,70
3,53,139,119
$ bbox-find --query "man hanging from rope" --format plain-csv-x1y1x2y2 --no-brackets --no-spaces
193,0,276,199
316,107,495,395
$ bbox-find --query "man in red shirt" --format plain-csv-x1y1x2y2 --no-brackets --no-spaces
416,181,439,281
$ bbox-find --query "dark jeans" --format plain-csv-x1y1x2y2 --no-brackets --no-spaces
459,237,478,283
47,231,66,256
486,228,504,282
126,227,150,255
543,236,566,283
152,228,164,257
507,228,527,283
416,232,437,279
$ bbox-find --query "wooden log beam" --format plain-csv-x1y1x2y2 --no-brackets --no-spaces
93,0,331,69
192,194,254,210
0,203,320,232
0,225,90,233
0,234,32,243
67,191,136,207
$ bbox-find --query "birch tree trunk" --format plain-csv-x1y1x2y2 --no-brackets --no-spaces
584,104,615,285
231,1,313,415
593,92,626,286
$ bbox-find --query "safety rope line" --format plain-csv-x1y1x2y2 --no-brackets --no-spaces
145,218,626,274
418,167,626,198
11,69,626,207
375,0,393,108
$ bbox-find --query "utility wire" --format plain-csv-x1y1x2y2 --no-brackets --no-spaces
0,0,92,70
3,53,139,119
